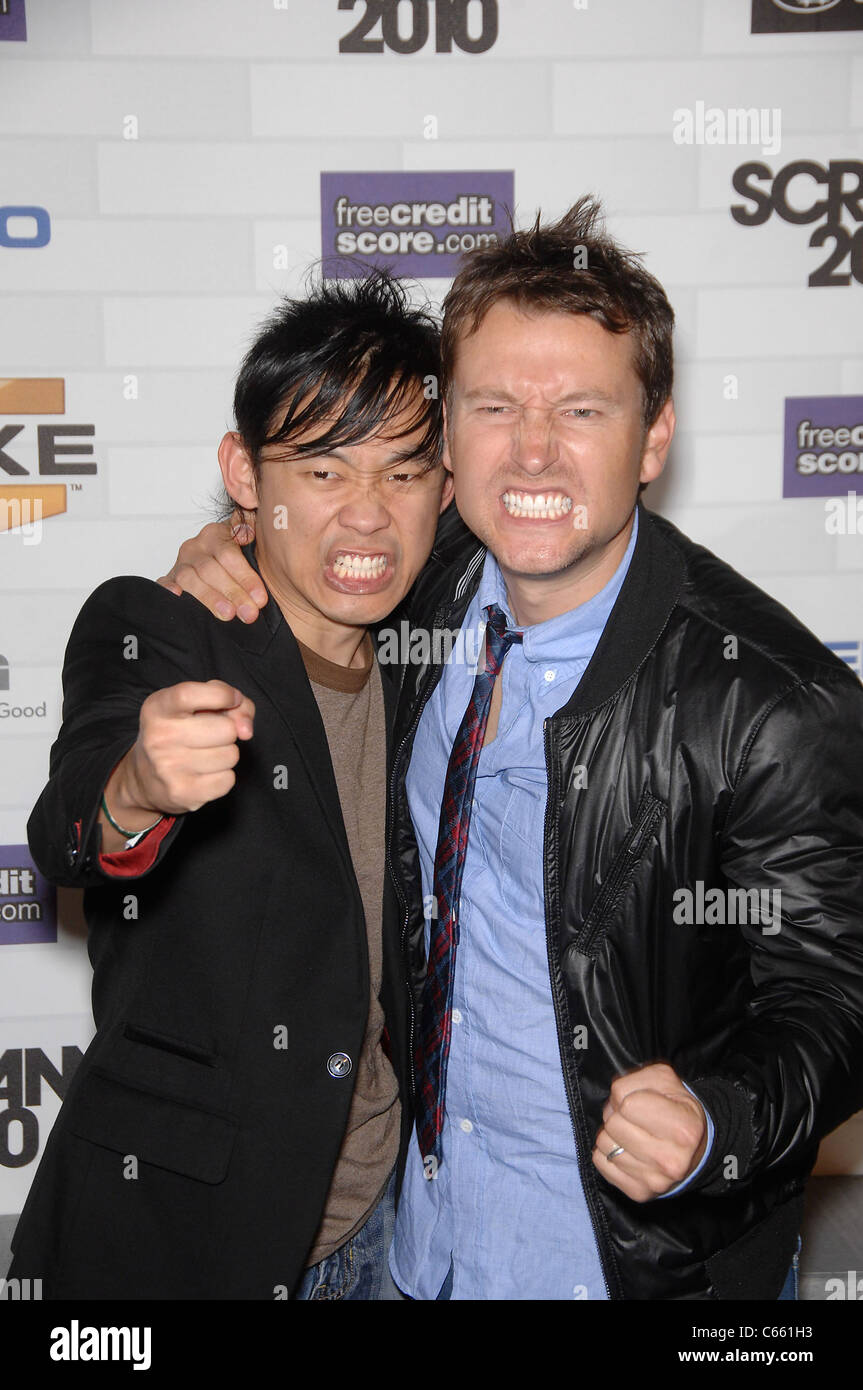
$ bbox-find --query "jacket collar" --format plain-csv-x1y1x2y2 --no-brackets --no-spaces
434,502,688,717
557,503,687,716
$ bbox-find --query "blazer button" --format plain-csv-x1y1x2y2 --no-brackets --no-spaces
327,1052,352,1078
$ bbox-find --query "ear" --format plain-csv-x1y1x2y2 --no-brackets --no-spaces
437,426,455,511
218,432,258,511
442,396,454,481
439,462,455,514
639,397,676,486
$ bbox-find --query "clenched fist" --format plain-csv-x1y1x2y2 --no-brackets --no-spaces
100,681,255,848
592,1062,707,1203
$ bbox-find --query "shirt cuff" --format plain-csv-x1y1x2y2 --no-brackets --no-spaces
656,1081,714,1199
98,816,176,877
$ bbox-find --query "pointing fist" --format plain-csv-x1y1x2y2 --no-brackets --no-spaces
104,680,255,836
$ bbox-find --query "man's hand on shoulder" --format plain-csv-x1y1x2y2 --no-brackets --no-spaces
592,1061,707,1202
157,518,268,624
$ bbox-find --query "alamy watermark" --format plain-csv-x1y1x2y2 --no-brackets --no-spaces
377,619,485,669
0,1277,42,1300
0,495,43,545
673,102,782,158
672,882,781,934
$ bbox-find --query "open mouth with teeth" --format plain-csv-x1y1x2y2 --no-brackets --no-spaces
332,552,389,579
501,490,574,521
325,550,393,593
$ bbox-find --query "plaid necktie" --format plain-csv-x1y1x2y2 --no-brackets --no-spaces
415,601,523,1171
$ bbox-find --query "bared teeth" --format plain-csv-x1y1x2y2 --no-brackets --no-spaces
332,553,389,579
502,491,573,519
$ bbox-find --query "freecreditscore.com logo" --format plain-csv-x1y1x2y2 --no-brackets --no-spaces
321,170,514,279
0,846,56,945
783,396,863,496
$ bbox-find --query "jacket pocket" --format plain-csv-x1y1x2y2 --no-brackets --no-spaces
122,1022,221,1067
68,1067,238,1185
576,789,666,958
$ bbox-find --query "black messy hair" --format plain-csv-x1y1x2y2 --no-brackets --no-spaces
233,269,443,479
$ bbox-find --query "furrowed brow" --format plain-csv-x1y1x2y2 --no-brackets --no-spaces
461,387,522,403
556,389,619,407
460,387,620,406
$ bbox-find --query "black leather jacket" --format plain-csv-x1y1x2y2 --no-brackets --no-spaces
386,502,863,1300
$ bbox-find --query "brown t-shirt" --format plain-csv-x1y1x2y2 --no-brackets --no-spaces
298,633,401,1265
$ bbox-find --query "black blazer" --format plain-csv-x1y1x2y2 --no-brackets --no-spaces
10,564,411,1299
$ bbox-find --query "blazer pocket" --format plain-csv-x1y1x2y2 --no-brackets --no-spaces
68,1067,239,1185
122,1021,221,1067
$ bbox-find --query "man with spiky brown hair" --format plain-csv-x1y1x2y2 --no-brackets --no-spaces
160,198,863,1301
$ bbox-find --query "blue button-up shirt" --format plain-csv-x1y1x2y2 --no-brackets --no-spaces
390,512,711,1300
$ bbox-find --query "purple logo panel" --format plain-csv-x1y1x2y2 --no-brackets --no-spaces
321,170,514,279
783,396,863,497
0,845,56,944
0,0,27,42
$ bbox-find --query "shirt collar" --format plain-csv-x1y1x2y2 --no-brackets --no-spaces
475,508,639,663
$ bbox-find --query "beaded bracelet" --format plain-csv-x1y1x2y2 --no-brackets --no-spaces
100,793,164,840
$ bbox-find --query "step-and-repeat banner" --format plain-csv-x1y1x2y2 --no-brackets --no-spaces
1,0,862,1219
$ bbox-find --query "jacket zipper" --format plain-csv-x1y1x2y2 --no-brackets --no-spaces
542,716,618,1301
387,604,451,1101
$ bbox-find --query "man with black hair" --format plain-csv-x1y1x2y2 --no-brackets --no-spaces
162,198,863,1301
9,272,452,1299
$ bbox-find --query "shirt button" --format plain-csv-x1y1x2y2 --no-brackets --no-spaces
326,1052,352,1078
544,669,556,683
459,1118,473,1133
452,1009,463,1024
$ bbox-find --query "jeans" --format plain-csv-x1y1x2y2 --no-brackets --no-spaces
777,1235,802,1301
294,1168,404,1301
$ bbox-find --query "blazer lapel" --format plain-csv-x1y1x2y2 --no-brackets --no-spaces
221,552,356,882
